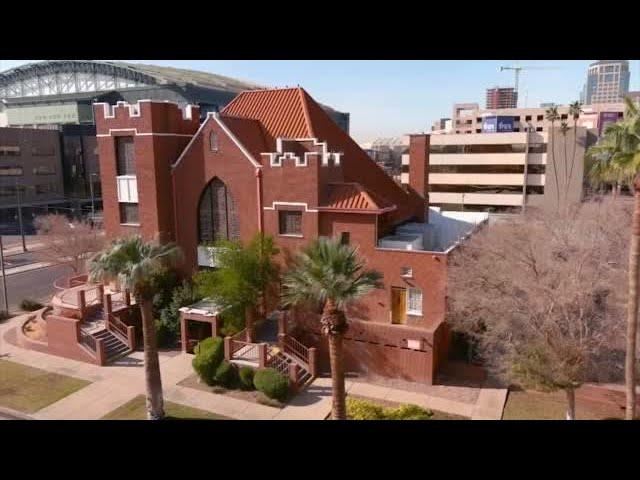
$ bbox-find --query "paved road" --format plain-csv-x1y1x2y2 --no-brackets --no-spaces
4,263,70,311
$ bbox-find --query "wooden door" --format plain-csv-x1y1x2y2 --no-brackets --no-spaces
391,287,407,324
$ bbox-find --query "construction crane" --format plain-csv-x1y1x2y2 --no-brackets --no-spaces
499,64,560,94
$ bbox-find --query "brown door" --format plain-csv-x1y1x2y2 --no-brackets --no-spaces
391,287,407,324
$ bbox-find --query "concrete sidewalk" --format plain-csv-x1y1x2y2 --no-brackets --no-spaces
1,313,507,421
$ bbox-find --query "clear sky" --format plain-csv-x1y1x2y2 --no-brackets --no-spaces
2,60,639,143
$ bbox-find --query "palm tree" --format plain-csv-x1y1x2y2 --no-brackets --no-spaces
567,101,583,194
545,106,561,209
89,236,183,420
281,237,383,419
587,96,640,420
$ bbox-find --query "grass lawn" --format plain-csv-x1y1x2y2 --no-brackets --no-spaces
101,395,232,420
0,359,91,413
502,390,626,420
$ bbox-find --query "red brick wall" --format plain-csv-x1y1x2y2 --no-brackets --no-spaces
172,116,260,275
94,101,199,243
319,212,447,329
45,314,97,364
408,134,430,215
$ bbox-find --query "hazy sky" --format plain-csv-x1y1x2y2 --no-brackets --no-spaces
2,60,639,143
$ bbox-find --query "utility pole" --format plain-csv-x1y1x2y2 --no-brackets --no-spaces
0,236,9,315
15,181,27,252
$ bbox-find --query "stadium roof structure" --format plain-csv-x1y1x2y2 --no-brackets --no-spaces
0,60,264,94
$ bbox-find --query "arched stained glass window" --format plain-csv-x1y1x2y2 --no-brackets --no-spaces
198,177,239,243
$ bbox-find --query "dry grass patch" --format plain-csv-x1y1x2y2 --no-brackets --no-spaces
101,395,231,420
0,359,90,413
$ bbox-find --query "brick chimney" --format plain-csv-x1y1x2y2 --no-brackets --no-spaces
402,134,430,204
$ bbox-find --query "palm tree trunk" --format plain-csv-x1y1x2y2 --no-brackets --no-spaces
327,332,346,420
625,176,640,420
322,299,347,420
139,296,165,420
549,124,561,211
565,388,576,420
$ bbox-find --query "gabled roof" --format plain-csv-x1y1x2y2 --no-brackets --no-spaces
319,183,396,214
218,115,268,162
220,86,424,223
221,88,313,147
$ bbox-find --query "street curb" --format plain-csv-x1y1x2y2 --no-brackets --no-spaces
0,406,33,420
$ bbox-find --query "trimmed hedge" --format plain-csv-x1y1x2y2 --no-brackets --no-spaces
346,397,433,420
238,367,255,390
214,360,238,388
20,299,44,311
192,337,224,385
253,368,289,402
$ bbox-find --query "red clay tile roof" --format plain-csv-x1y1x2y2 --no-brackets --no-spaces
221,87,425,223
222,88,312,148
218,115,268,162
320,183,396,214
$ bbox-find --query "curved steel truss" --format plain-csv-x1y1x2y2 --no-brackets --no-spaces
0,60,158,99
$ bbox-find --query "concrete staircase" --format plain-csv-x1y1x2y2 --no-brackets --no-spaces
92,329,131,363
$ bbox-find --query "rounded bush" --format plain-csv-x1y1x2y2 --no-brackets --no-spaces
253,368,289,402
238,367,255,390
214,360,238,388
155,320,172,348
192,337,224,385
20,299,44,312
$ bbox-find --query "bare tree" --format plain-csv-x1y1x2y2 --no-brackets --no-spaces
447,199,630,419
35,214,105,274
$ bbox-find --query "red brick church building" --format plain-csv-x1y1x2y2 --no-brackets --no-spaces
94,88,481,384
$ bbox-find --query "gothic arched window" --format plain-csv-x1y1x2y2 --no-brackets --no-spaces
198,177,239,243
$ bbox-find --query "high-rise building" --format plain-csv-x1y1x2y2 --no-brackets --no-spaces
486,87,518,109
582,60,630,105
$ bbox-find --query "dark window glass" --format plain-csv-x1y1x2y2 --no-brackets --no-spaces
528,143,547,153
198,178,239,243
527,165,546,174
279,211,302,235
340,232,350,245
119,203,139,224
116,136,136,175
525,115,532,121
0,146,20,156
430,164,525,174
537,115,544,121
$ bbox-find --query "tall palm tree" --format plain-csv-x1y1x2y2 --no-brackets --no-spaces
567,101,583,194
89,236,183,420
545,106,561,209
587,96,640,420
281,237,383,420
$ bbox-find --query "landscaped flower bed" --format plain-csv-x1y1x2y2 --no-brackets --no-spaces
188,337,292,407
346,395,468,420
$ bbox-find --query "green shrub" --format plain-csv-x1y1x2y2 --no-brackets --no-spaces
386,404,433,420
214,360,238,388
347,397,385,420
20,299,44,311
346,397,433,420
253,368,289,402
192,337,224,385
155,319,174,348
238,367,255,390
